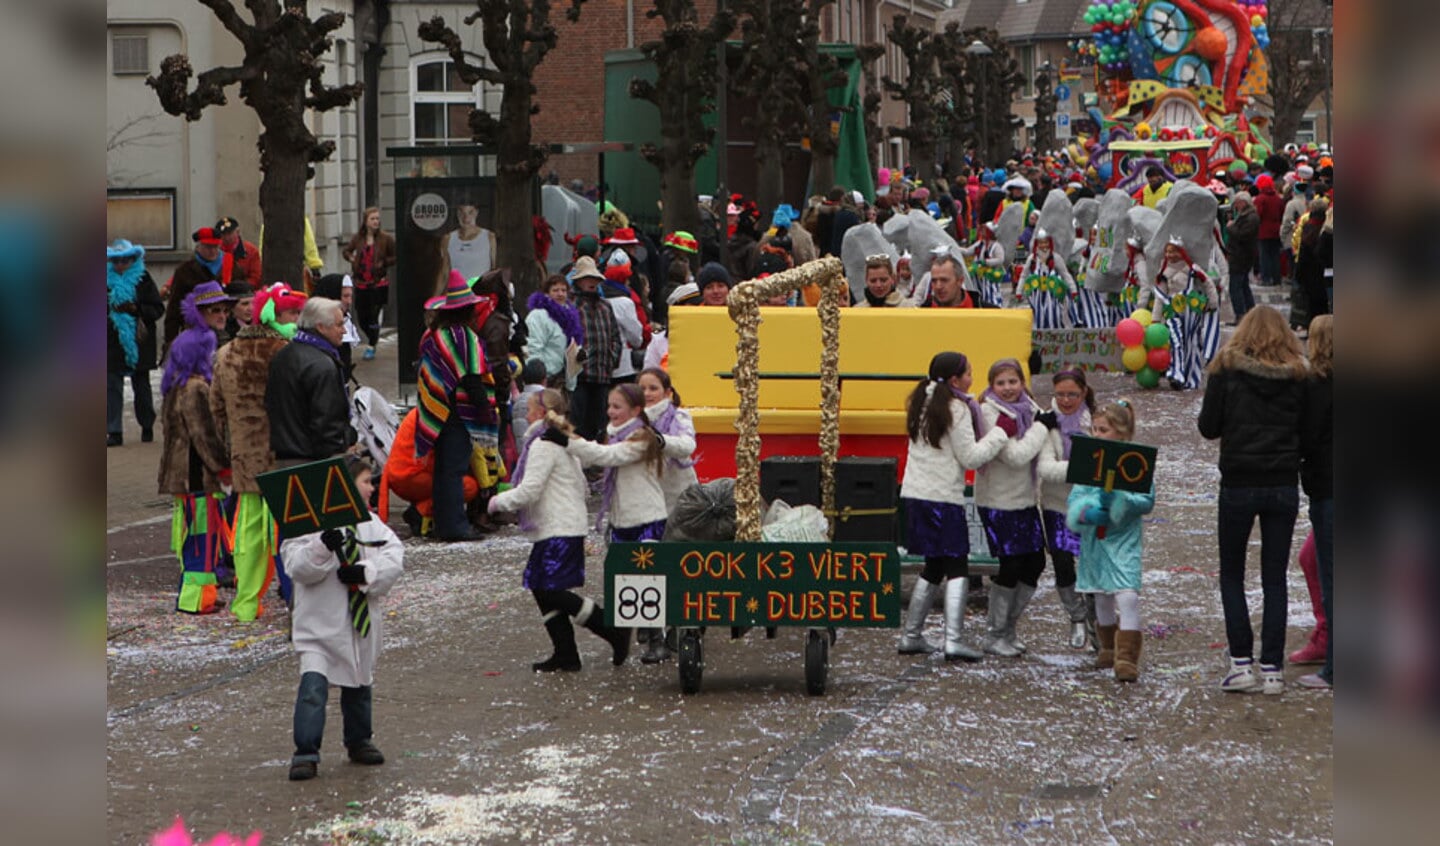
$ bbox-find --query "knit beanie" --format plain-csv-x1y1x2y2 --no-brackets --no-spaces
696,262,733,290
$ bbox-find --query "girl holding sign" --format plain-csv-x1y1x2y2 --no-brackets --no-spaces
1068,401,1156,681
975,359,1055,657
488,389,633,672
1037,370,1097,650
897,352,1011,661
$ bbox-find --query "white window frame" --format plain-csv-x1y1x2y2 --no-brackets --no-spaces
111,31,150,76
1296,115,1318,145
409,53,487,147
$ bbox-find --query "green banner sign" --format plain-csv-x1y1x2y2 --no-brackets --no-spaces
255,457,368,539
1065,434,1158,493
604,542,901,629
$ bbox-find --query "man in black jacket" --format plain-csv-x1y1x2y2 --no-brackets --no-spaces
266,297,355,465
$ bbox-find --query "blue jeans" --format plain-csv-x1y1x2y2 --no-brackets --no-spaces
106,370,155,436
292,671,372,762
431,413,473,537
1258,238,1281,285
1228,272,1255,321
1311,498,1333,682
1217,485,1298,667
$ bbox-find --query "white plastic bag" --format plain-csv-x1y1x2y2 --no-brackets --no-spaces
761,499,830,543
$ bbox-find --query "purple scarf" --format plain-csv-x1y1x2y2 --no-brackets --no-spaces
980,387,1036,438
646,400,696,470
946,384,985,440
526,290,585,346
1054,403,1089,460
508,423,548,533
596,416,645,531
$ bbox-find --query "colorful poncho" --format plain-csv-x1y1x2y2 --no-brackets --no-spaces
415,324,496,458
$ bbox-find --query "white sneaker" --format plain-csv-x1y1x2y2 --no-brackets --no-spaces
1220,657,1258,692
1260,664,1284,695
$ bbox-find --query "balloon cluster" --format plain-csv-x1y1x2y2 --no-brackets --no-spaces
1084,0,1136,73
1235,0,1271,48
1116,309,1171,389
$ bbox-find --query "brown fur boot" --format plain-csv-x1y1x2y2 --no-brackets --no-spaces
1096,624,1118,670
1113,630,1142,682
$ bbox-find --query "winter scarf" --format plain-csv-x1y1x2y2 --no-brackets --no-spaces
507,423,548,533
980,386,1036,439
108,259,144,369
945,383,985,440
161,292,214,395
597,416,646,531
525,290,584,346
195,249,222,277
646,398,696,469
1052,401,1090,460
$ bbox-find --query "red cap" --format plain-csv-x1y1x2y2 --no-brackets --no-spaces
193,227,222,246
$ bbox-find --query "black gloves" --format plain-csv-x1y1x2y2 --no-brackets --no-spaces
574,346,588,362
1035,410,1060,431
320,528,346,556
541,427,570,447
336,564,368,586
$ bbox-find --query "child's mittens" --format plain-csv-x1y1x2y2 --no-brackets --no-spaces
320,528,347,557
1099,490,1116,508
994,414,1019,437
1082,505,1111,527
336,564,368,586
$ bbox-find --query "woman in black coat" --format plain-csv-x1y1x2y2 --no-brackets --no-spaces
1295,199,1332,319
1198,305,1312,694
107,240,165,446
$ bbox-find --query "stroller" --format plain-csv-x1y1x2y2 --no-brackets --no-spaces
351,386,400,505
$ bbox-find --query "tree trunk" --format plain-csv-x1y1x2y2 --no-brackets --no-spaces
754,136,785,216
810,146,835,195
496,85,542,304
1269,106,1303,150
910,141,936,192
257,134,309,289
660,156,699,241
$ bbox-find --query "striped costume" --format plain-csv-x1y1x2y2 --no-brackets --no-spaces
1019,248,1076,330
1111,250,1149,326
1068,251,1113,329
1145,260,1220,390
967,240,1007,308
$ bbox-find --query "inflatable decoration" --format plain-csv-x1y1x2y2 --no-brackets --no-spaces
1037,190,1078,264
1084,0,1139,74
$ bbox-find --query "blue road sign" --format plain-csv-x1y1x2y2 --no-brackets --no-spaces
1055,84,1071,101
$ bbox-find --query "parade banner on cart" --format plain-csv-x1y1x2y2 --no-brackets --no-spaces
604,543,902,629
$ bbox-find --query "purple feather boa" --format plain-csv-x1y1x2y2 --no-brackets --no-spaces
526,291,585,346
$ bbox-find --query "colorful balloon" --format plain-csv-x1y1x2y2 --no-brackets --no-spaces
1122,345,1148,373
1136,366,1161,389
1130,308,1153,327
1143,322,1171,349
1147,347,1172,372
1116,318,1145,347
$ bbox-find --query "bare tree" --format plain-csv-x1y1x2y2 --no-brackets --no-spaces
629,0,735,238
798,0,844,193
732,0,809,213
856,42,886,180
1032,70,1056,154
147,1,362,288
881,15,945,185
419,0,587,302
967,28,1024,165
1256,0,1331,148
933,24,974,179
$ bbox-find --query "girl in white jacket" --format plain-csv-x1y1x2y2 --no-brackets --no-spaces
897,352,1011,661
488,389,632,672
639,367,699,513
974,358,1053,657
283,457,404,781
1036,369,1096,650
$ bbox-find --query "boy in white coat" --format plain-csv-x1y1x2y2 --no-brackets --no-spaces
283,457,404,781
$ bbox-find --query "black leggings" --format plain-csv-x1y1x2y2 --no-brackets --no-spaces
919,555,969,585
533,589,585,618
1049,549,1077,588
992,551,1047,589
354,286,386,347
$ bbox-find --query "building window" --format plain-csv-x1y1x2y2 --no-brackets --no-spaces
411,56,485,146
1296,116,1318,145
111,33,149,76
1019,45,1036,98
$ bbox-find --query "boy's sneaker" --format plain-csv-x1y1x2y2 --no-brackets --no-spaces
1220,657,1259,692
288,760,317,781
1260,664,1285,695
347,741,385,765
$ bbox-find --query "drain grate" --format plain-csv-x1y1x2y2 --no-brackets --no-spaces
1035,783,1104,800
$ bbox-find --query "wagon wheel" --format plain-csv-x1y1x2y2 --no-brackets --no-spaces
804,628,830,696
678,628,705,695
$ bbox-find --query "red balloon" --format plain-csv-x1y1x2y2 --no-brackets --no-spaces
1116,318,1145,347
1147,347,1172,372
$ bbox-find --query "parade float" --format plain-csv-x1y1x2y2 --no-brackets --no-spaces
1072,0,1276,193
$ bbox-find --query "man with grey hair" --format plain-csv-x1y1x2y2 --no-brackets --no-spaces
266,297,355,467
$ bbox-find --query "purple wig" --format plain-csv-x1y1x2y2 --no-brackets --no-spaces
161,292,216,395
526,290,585,346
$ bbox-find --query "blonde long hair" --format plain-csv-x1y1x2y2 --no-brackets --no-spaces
1208,305,1307,376
1307,314,1333,378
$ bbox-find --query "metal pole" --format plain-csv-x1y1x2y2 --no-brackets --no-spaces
715,6,728,255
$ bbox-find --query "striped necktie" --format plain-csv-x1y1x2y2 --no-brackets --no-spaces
340,530,370,638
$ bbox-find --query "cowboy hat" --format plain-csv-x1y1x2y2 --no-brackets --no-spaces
569,255,606,282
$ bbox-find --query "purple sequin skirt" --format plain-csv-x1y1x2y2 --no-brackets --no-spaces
522,536,585,592
611,519,667,543
903,498,970,558
1043,508,1081,555
977,506,1046,557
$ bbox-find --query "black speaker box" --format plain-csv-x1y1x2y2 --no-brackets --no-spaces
833,456,898,542
760,455,821,508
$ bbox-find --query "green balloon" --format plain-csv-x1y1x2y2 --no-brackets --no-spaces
1144,322,1171,349
1136,366,1161,389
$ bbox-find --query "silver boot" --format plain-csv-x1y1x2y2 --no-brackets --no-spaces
897,578,941,655
943,577,984,662
984,584,1022,657
1056,584,1090,650
1006,583,1038,654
